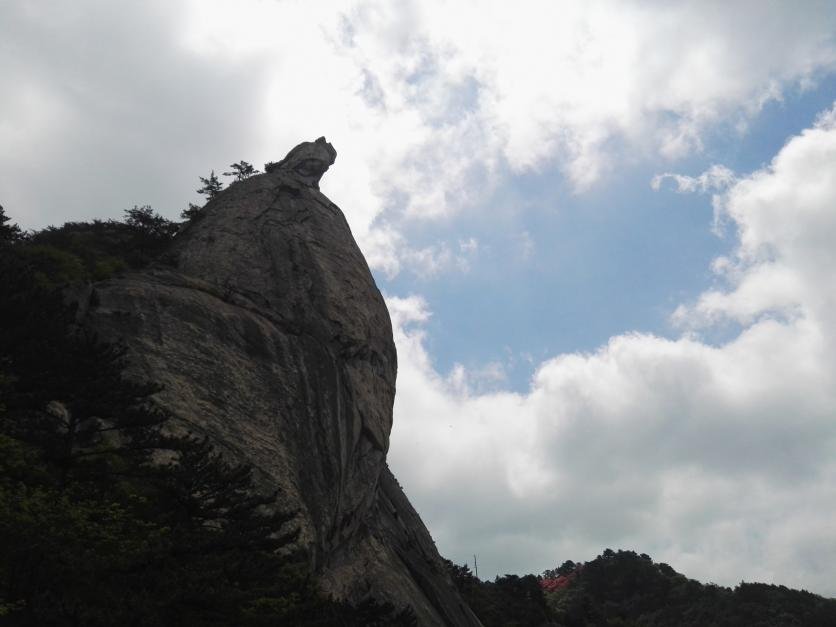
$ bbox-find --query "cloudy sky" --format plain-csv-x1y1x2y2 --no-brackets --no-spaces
3,0,836,595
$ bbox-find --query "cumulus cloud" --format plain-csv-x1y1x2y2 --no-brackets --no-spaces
387,105,836,594
3,1,836,277
674,107,836,330
336,0,836,195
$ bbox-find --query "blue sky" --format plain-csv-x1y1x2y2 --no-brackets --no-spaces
3,0,836,597
380,75,836,391
379,158,728,390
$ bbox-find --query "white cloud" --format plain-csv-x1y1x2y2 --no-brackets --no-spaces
3,1,836,278
336,0,836,195
363,229,479,279
675,105,836,331
651,164,737,194
388,105,836,594
399,238,479,279
448,361,507,396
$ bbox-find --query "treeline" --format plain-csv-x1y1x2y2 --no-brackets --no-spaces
0,206,415,626
3,158,265,287
446,549,836,626
11,205,179,286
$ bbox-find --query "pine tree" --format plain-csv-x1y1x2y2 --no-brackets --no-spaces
124,205,178,240
180,202,203,221
223,161,259,182
196,171,223,200
0,205,22,242
123,205,179,266
0,245,164,485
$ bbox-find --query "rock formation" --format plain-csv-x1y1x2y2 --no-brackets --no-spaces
77,138,482,626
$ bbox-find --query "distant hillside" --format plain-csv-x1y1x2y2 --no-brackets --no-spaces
446,549,836,626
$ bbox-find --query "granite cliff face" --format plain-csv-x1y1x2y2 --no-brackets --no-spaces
77,138,482,626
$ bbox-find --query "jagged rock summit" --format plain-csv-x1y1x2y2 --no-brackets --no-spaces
78,138,482,626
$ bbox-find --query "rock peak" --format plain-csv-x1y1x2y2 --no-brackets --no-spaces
266,136,337,188
82,137,482,626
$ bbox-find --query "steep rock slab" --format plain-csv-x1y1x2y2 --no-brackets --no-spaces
79,138,482,626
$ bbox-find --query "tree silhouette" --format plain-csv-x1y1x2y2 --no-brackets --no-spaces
180,203,202,221
196,170,223,200
0,205,22,242
124,205,178,240
223,161,259,182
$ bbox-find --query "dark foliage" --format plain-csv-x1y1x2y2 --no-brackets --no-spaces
443,560,551,627
547,549,836,626
0,205,22,242
180,202,203,221
448,549,836,627
18,205,178,285
223,160,260,182
543,560,578,579
196,170,223,200
124,205,180,241
0,241,296,624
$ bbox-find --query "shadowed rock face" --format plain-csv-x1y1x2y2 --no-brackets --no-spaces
78,138,482,626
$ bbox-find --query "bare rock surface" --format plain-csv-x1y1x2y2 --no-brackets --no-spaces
78,138,482,626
